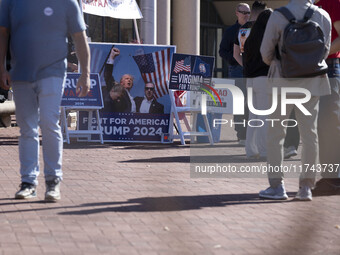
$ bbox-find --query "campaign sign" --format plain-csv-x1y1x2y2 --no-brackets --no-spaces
190,78,234,114
169,53,215,91
61,73,103,108
79,112,170,142
78,43,176,143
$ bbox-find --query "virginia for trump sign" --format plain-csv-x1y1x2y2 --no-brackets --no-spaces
169,53,215,91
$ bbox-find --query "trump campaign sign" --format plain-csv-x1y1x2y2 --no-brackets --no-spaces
78,43,176,143
169,53,215,91
61,73,103,108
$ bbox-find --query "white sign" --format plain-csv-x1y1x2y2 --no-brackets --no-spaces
190,78,234,114
82,0,143,19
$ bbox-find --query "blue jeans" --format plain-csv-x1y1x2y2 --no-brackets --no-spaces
318,62,340,178
228,65,246,93
12,77,65,185
228,65,243,78
228,65,248,140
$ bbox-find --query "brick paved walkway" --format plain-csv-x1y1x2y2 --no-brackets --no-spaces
0,118,339,255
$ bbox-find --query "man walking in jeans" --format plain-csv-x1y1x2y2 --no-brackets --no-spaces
0,0,91,201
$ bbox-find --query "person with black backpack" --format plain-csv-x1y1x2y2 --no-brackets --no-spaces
259,0,332,201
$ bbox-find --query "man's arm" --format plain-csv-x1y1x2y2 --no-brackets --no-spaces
219,27,235,62
0,26,10,90
104,47,120,92
71,31,90,97
104,63,114,92
260,13,280,66
329,21,340,55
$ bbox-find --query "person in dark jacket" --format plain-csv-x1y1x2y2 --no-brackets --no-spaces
134,82,164,114
102,83,128,113
219,3,250,145
104,47,136,113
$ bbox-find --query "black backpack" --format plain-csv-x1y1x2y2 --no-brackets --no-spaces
275,5,328,78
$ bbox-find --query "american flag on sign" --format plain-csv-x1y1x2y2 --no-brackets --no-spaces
133,48,171,99
173,56,191,73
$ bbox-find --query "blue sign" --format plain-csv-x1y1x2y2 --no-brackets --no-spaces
169,53,215,91
61,73,103,108
79,112,170,142
77,43,176,143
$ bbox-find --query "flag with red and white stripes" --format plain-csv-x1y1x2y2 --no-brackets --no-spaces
133,48,171,99
173,57,191,73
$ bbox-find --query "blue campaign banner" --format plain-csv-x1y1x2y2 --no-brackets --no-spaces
79,111,170,142
61,73,103,108
169,53,215,91
78,43,176,142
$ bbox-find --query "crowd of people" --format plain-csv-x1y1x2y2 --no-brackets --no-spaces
0,0,338,203
219,0,340,201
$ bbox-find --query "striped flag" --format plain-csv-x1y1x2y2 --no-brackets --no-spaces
133,48,171,99
173,57,191,73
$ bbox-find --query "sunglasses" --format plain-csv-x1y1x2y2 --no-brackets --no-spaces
145,87,154,91
238,10,250,15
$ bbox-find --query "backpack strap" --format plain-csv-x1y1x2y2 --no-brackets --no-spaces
276,7,296,23
275,7,296,60
303,5,317,22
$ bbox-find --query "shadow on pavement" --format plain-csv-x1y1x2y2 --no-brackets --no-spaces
58,193,296,215
0,193,297,214
120,154,266,164
62,140,243,151
0,136,19,146
63,141,187,150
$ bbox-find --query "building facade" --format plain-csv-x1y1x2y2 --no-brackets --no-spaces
84,0,288,78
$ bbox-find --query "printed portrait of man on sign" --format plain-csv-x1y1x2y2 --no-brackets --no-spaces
79,43,176,142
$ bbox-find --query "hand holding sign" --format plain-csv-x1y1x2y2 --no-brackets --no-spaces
76,73,91,97
0,69,11,90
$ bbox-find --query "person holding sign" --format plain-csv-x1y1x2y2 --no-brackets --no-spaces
134,82,164,114
0,0,91,201
104,47,136,113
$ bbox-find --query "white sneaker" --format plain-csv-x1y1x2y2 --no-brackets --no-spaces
259,184,288,200
294,186,312,201
15,182,37,199
284,146,298,159
45,178,61,202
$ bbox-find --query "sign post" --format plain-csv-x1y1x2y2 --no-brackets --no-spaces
61,73,104,144
168,53,216,145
